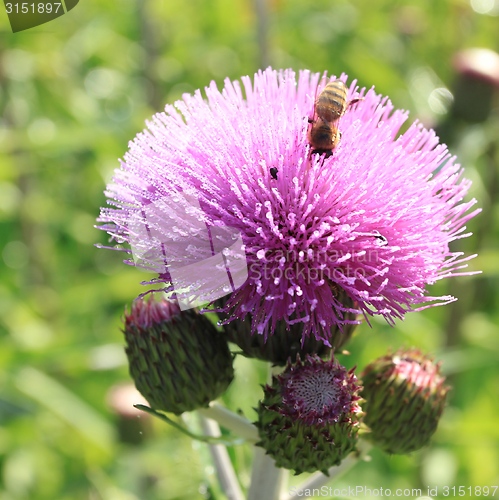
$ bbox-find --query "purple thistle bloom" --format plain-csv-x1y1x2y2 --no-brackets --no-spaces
98,68,480,342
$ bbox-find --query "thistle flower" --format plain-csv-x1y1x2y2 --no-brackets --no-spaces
123,297,234,415
98,68,479,343
256,355,363,474
360,348,449,454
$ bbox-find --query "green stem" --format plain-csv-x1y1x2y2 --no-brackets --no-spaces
247,446,288,500
246,363,288,500
134,404,243,446
198,402,259,442
198,415,245,500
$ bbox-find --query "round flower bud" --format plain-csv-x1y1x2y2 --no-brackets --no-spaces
451,48,499,123
123,297,234,415
361,348,450,454
219,288,359,365
256,355,363,475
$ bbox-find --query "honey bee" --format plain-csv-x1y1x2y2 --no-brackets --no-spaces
307,117,341,157
315,79,350,123
308,78,361,156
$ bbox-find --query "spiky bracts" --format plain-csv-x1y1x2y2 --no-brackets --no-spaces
123,297,234,415
256,355,363,474
219,287,357,365
361,348,449,454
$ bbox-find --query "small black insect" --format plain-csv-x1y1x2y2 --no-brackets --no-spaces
372,230,388,246
270,167,278,180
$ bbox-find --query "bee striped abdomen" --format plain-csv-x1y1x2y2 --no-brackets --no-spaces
307,118,341,156
315,80,348,123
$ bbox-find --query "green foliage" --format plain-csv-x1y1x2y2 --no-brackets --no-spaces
1,0,498,498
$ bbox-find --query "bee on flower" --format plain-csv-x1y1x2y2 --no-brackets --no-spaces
98,68,479,345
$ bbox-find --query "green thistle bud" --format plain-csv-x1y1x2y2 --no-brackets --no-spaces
123,297,234,415
219,288,359,365
361,348,450,454
256,355,363,475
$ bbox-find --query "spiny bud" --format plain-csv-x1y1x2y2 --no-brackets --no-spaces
219,288,359,365
123,296,234,415
256,355,363,475
361,348,450,454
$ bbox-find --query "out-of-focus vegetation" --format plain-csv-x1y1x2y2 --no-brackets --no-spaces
0,0,498,498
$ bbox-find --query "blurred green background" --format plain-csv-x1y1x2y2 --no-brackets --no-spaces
0,0,498,498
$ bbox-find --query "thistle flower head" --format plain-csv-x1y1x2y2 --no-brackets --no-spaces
360,348,450,454
99,68,479,343
123,297,234,415
256,355,363,474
